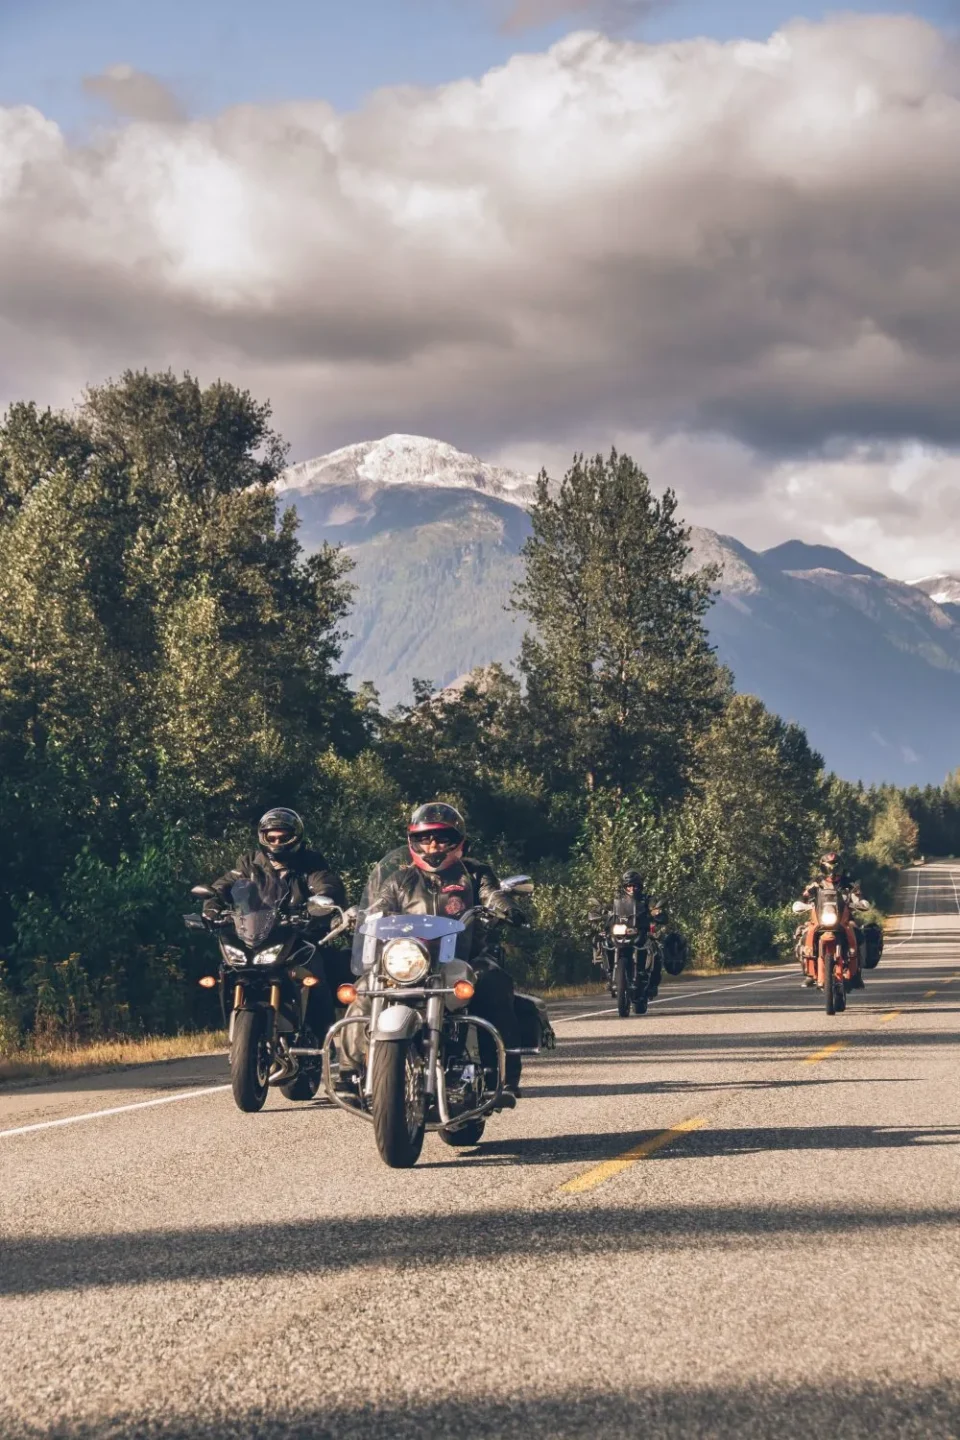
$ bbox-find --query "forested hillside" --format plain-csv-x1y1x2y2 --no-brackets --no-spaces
0,374,954,1053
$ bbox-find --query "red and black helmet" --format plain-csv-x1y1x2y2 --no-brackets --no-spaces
819,851,842,879
408,802,466,873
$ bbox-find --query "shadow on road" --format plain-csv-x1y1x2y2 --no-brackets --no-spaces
6,1191,960,1298
446,1123,960,1170
521,1076,915,1099
21,1377,960,1438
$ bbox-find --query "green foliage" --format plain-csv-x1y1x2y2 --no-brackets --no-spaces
861,793,919,871
514,451,725,804
1,393,937,1050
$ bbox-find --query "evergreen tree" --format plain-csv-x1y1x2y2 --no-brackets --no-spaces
513,450,724,805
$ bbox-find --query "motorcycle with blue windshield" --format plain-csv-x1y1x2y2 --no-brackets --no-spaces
184,877,353,1112
323,851,554,1168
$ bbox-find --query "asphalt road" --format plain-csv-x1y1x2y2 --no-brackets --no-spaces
3,862,960,1439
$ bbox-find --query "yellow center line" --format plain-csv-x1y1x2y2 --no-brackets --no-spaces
802,1040,847,1065
559,1117,707,1195
880,1009,902,1023
924,990,938,998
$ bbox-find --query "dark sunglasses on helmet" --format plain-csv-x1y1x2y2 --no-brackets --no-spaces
410,828,461,851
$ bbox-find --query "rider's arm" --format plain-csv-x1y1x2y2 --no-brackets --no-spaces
474,863,527,925
303,865,347,909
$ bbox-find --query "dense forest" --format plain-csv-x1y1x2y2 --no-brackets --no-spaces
1,372,955,1052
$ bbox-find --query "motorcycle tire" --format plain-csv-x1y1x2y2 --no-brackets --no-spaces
835,982,847,1013
824,963,835,1016
231,1009,270,1112
438,1119,486,1148
372,1041,426,1169
615,962,630,1018
280,1068,321,1102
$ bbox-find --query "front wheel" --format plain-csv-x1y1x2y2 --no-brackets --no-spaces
231,1009,270,1112
438,1119,486,1148
371,1041,426,1168
823,951,836,1016
615,959,630,1018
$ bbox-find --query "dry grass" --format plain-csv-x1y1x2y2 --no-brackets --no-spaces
0,1030,227,1087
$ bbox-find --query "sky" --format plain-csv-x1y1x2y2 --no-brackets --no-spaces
2,1,960,577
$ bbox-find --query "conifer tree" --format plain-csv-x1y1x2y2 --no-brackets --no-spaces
513,450,724,804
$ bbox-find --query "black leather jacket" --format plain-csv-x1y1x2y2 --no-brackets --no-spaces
209,846,346,913
374,857,522,960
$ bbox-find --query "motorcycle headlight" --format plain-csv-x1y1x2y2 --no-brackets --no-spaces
255,944,285,966
382,938,430,985
611,924,634,936
820,906,839,928
221,943,247,966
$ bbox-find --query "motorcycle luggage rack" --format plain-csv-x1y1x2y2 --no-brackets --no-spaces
320,1015,507,1132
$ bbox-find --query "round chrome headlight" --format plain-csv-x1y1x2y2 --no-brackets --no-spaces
382,938,430,985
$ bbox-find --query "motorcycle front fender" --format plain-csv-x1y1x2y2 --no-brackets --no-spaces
371,1004,423,1042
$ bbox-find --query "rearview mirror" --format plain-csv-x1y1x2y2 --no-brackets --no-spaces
191,885,216,899
792,900,810,914
306,894,337,916
501,875,534,895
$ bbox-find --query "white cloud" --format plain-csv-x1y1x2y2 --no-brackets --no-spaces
2,17,960,574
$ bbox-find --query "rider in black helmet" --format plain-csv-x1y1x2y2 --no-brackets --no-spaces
205,808,351,1033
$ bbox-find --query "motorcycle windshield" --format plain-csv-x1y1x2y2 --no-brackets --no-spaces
816,884,840,925
229,877,280,948
351,847,469,974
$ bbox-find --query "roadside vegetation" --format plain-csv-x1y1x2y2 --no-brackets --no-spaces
0,372,950,1066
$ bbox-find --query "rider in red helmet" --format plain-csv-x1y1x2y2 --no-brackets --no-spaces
370,802,528,1098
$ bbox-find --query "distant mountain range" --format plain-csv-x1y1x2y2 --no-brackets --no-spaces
278,435,960,786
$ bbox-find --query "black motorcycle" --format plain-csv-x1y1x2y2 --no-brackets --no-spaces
185,877,352,1113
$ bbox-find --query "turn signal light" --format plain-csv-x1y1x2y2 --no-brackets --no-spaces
453,980,475,1001
198,976,217,989
337,984,358,1005
301,974,319,988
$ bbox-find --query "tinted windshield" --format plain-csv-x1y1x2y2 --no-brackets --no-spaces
229,876,281,947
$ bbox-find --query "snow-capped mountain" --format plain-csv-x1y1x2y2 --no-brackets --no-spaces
280,434,539,509
912,573,960,607
276,434,960,784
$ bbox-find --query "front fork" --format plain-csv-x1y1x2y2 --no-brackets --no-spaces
227,981,281,1044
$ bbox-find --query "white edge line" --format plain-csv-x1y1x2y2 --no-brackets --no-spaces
555,969,794,1024
0,1084,231,1140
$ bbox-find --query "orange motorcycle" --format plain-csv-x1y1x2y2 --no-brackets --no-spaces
792,883,859,1015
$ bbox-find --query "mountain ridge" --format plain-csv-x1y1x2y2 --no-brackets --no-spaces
277,435,959,784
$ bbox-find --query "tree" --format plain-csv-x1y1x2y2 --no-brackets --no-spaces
513,450,724,805
0,370,357,985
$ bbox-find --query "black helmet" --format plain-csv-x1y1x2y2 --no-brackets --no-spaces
258,808,304,859
819,851,841,878
621,870,643,891
408,802,466,873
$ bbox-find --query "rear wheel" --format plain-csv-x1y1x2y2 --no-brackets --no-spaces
615,958,630,1018
438,1119,486,1148
372,1041,426,1168
231,1009,270,1112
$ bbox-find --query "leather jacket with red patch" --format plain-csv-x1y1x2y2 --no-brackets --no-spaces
374,857,522,958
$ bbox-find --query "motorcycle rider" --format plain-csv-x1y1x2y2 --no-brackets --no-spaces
601,870,664,1006
362,803,528,1100
204,808,352,1034
799,851,866,991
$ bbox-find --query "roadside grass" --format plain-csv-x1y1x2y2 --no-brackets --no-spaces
0,1031,227,1087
